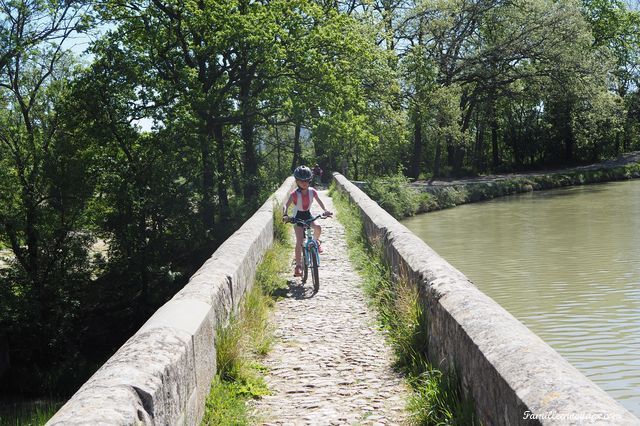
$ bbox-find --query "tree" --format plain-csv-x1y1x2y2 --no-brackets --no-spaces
0,0,95,393
581,0,640,153
0,0,91,73
400,0,606,176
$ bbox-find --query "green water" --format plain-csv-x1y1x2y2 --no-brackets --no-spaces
402,180,640,417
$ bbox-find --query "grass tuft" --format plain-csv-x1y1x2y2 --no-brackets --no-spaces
273,209,288,245
201,206,291,425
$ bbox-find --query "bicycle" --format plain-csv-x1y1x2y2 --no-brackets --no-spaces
287,213,331,293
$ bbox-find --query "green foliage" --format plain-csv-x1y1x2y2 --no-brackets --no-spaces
366,173,423,218
207,286,273,424
395,0,640,176
272,204,289,248
202,376,256,426
0,400,63,426
0,8,99,395
582,0,640,94
330,186,477,425
408,366,478,426
399,161,640,217
3,0,640,405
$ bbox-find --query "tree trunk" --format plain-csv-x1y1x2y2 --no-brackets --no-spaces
474,119,485,173
138,209,149,302
201,124,216,233
241,110,257,204
561,103,574,162
239,63,258,204
213,123,230,224
511,128,523,167
353,155,359,180
433,137,442,178
491,117,499,170
446,141,454,169
410,109,422,179
453,146,465,175
275,126,282,171
291,121,302,171
623,118,631,152
24,192,39,285
564,122,574,162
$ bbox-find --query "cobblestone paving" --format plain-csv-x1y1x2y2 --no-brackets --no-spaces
249,190,409,425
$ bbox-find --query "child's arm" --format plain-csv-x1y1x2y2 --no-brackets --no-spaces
283,194,293,218
314,191,332,215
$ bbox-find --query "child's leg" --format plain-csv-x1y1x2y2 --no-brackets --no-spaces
294,226,304,266
312,223,321,241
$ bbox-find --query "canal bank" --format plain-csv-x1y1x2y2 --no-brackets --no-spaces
411,151,640,214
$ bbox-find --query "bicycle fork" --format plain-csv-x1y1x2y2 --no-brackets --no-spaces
303,240,320,267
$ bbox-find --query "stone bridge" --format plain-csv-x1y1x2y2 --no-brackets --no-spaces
47,175,639,425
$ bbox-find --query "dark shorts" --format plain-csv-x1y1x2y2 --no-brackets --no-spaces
294,210,312,227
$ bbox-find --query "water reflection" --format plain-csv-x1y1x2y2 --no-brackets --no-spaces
402,180,640,416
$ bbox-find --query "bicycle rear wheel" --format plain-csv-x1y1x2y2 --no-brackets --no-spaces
310,247,320,293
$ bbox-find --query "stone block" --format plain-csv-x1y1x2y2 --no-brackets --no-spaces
139,299,217,422
48,327,194,425
176,269,233,327
47,385,151,425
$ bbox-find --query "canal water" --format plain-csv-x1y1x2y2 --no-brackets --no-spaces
402,180,640,417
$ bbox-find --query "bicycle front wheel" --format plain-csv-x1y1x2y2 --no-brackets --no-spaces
310,247,320,293
302,248,309,284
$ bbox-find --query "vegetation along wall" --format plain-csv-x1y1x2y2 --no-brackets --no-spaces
332,172,638,426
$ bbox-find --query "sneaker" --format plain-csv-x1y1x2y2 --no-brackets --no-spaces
317,241,323,254
294,265,303,277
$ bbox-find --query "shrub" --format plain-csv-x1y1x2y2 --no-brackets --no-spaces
367,173,421,218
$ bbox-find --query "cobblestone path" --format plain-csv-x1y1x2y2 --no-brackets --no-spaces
249,190,409,425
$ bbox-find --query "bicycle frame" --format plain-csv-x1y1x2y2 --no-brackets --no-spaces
289,213,327,291
302,225,320,269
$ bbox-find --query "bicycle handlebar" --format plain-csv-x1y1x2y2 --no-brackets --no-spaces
285,213,332,226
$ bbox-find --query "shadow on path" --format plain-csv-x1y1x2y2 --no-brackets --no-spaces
271,279,317,300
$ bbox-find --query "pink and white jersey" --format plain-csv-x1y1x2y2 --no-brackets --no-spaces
291,188,317,215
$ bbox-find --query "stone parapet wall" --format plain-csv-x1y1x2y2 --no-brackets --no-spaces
332,173,639,426
47,177,294,426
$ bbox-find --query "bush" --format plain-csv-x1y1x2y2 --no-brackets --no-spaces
367,173,422,218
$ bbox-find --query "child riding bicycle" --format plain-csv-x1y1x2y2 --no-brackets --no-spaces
283,165,332,277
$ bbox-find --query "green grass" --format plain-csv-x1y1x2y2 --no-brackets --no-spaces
0,400,63,426
329,185,478,425
366,172,428,218
201,206,290,425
